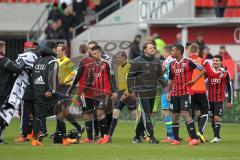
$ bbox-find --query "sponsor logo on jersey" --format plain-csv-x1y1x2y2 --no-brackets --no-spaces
34,76,45,84
35,64,46,71
211,78,221,84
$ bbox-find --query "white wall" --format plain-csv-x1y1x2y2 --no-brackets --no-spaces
0,4,47,32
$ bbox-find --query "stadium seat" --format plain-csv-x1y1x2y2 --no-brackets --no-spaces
195,0,202,7
224,8,235,17
195,0,214,8
234,9,240,16
202,0,214,7
227,0,236,7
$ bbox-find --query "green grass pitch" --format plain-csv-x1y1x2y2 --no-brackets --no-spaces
0,119,240,160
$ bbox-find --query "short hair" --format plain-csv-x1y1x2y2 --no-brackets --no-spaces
79,44,88,54
143,42,154,50
189,43,199,54
117,51,127,59
91,45,101,51
135,34,141,39
46,41,57,50
220,45,225,49
173,44,184,55
185,42,191,49
57,43,67,51
214,55,223,62
164,45,172,54
0,41,6,51
88,41,98,46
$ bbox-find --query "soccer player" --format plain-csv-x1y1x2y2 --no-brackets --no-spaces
160,46,175,143
188,43,209,142
106,51,137,142
128,42,166,144
167,44,205,146
67,43,95,143
205,55,233,143
83,45,117,144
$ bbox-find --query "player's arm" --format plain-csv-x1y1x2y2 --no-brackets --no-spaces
186,60,206,86
226,72,233,109
0,57,25,74
158,63,167,88
64,61,76,84
67,61,84,95
106,63,117,99
46,60,58,97
166,62,173,101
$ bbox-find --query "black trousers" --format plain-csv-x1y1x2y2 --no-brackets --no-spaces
0,96,7,108
136,96,155,138
21,100,47,137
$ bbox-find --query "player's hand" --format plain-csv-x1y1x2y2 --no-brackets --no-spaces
80,92,85,99
166,93,171,101
120,93,128,101
186,80,196,86
226,103,233,109
45,91,53,97
111,93,117,101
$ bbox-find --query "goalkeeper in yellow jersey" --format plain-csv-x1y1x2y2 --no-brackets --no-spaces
56,43,84,135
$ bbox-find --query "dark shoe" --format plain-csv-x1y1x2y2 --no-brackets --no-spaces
0,139,7,144
149,137,159,144
133,136,142,144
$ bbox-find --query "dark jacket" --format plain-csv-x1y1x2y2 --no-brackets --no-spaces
127,54,166,98
0,52,25,97
33,47,59,109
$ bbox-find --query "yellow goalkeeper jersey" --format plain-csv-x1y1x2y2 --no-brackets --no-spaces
117,62,130,91
58,56,76,85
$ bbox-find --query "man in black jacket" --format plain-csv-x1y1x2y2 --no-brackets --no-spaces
32,42,76,146
0,41,26,144
127,42,166,144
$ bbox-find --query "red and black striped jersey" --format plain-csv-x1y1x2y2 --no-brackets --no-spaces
87,59,113,97
169,58,203,97
205,67,233,103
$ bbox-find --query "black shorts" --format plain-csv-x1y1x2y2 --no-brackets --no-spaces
209,101,224,117
191,93,209,113
170,95,191,113
83,95,113,115
114,90,137,111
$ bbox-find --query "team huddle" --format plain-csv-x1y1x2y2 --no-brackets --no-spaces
0,40,233,146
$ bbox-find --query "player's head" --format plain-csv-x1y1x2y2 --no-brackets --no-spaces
0,41,6,55
88,41,98,55
79,44,88,55
24,41,36,52
172,44,184,59
143,42,156,56
56,43,67,59
91,45,102,60
116,51,127,66
213,55,223,69
189,43,199,55
46,41,57,53
162,45,172,59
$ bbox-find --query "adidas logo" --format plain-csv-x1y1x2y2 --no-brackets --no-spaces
34,76,45,85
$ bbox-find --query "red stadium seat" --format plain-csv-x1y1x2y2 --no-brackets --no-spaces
224,8,235,17
195,0,202,7
202,0,214,7
227,0,237,7
234,8,240,16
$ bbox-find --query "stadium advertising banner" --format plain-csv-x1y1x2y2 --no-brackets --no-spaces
138,0,175,22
